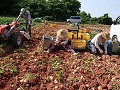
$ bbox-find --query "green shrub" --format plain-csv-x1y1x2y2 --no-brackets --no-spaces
43,16,54,21
0,16,16,24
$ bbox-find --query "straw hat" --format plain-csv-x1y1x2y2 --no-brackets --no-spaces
101,32,110,40
57,29,68,37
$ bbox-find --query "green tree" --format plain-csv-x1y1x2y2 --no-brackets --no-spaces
98,13,113,25
0,0,81,21
78,11,91,24
0,0,19,15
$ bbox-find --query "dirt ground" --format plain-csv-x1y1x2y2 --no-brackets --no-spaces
0,22,120,90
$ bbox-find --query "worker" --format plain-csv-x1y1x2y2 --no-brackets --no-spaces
89,32,112,55
48,29,78,55
16,8,32,37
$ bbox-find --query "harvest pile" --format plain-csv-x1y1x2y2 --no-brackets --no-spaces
0,22,120,90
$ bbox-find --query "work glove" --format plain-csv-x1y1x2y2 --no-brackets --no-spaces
60,42,65,46
99,49,103,54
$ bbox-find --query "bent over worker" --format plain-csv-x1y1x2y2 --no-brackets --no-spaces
16,8,32,37
89,32,112,55
48,29,78,55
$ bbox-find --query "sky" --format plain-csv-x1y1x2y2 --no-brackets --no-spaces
78,0,120,20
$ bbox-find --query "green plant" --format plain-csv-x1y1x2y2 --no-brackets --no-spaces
37,60,46,66
0,69,4,74
44,77,50,84
51,55,63,69
112,84,120,90
105,68,114,75
0,16,16,24
39,47,44,53
9,65,18,74
51,56,64,82
56,70,64,82
19,54,26,59
68,78,77,86
25,73,33,79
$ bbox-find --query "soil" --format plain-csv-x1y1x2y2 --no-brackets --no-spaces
0,22,120,90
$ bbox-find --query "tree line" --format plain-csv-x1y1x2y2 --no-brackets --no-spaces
0,0,113,25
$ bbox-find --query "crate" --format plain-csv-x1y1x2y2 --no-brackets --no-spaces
68,32,73,40
81,33,90,41
73,33,82,39
71,39,86,49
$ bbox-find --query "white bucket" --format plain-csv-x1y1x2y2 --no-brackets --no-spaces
42,35,53,50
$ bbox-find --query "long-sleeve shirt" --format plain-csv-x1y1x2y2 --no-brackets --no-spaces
91,33,107,51
16,10,31,23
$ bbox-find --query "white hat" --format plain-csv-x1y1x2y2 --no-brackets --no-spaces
57,29,68,38
20,8,26,13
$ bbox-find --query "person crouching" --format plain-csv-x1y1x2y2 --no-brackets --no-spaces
89,32,112,55
48,29,77,55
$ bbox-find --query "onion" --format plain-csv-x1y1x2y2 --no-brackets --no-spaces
24,79,29,84
20,79,24,83
98,86,102,90
54,79,58,83
54,86,58,89
49,76,53,81
76,66,80,70
34,59,38,61
17,88,22,90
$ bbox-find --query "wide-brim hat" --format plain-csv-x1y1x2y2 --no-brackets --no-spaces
57,29,68,37
101,32,110,40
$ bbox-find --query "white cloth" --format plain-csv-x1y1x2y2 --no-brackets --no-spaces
91,33,107,52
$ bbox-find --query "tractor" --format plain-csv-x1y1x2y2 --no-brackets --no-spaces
0,20,30,47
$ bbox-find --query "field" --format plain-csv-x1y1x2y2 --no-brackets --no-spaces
0,21,120,90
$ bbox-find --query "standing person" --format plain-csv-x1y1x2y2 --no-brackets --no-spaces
48,29,77,55
89,32,112,55
16,8,32,37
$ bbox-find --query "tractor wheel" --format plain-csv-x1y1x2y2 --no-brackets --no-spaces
10,32,23,47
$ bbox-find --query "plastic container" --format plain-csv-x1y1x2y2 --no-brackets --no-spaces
34,18,42,22
73,33,82,39
79,29,84,33
68,32,73,40
81,33,90,41
71,39,86,49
